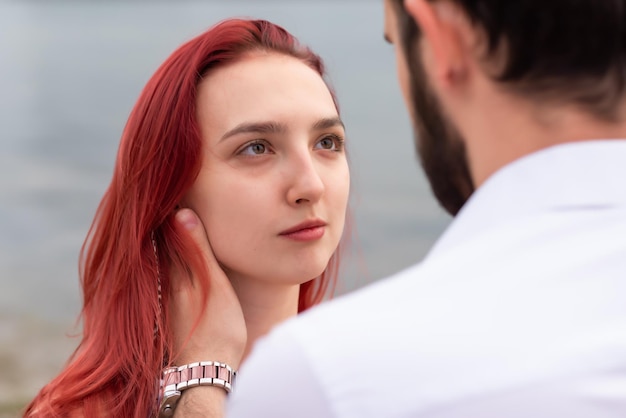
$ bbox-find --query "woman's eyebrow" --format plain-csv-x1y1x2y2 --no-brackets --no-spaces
220,121,287,142
220,117,344,142
312,117,345,131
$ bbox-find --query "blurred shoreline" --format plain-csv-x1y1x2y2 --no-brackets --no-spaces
0,315,78,417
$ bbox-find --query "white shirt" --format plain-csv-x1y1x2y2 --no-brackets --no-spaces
227,140,626,418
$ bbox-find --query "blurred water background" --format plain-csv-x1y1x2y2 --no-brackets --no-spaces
0,0,450,415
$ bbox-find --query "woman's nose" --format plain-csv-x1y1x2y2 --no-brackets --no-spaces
285,154,325,206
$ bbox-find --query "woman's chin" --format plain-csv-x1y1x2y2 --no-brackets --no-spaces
294,261,332,284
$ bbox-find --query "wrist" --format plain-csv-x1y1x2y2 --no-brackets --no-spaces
158,361,238,418
175,340,245,370
175,351,243,372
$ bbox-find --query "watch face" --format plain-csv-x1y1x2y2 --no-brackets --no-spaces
159,391,181,418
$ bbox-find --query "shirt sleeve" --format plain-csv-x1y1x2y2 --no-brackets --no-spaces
225,325,335,418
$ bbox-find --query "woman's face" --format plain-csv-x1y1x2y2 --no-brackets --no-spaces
185,53,350,287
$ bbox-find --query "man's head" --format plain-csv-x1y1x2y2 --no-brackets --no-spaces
384,0,626,215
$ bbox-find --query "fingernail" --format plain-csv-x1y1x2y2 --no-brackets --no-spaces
176,208,198,231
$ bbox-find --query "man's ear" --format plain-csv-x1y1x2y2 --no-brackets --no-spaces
403,0,469,86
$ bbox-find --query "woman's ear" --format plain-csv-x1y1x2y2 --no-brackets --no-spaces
403,0,470,87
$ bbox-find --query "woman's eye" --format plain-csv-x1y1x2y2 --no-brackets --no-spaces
239,141,269,156
315,135,344,151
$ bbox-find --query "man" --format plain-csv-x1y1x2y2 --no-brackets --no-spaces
173,0,626,416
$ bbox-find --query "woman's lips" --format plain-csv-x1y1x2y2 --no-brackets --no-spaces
280,225,325,241
279,220,326,241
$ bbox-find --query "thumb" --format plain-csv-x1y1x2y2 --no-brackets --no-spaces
174,208,220,272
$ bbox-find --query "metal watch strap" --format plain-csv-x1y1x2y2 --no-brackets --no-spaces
163,361,237,394
158,361,237,417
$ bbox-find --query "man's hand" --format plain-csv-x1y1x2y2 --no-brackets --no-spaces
169,208,247,370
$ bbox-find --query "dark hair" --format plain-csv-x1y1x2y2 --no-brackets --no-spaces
393,0,626,120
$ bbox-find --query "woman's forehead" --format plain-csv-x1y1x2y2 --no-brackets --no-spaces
196,53,338,138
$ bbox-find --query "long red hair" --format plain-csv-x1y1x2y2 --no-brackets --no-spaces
24,19,345,418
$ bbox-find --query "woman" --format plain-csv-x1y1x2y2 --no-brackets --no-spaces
25,18,350,418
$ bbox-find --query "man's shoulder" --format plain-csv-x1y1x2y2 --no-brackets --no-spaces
276,260,444,359
293,262,425,329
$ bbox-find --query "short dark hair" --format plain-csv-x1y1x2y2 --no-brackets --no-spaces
393,0,626,120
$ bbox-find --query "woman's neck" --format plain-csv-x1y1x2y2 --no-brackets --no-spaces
227,275,300,361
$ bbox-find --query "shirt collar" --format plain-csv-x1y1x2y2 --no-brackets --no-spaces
427,139,626,259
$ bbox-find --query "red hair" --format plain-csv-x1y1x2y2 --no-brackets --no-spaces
24,19,345,418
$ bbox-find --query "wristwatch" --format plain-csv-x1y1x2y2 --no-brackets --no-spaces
158,361,237,417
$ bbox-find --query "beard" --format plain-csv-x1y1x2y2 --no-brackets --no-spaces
397,12,475,215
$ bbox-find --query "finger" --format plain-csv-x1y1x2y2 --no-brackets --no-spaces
169,208,209,294
174,207,221,273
